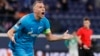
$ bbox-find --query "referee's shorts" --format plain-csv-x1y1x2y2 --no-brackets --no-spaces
78,45,94,56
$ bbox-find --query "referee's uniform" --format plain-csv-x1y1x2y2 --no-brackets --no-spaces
77,27,94,56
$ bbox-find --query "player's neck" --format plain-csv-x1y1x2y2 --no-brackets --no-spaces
84,26,90,29
34,14,41,21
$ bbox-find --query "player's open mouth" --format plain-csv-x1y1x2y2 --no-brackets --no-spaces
42,12,45,15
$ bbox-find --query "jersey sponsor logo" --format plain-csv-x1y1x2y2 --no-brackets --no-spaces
38,26,43,30
30,34,38,37
28,32,38,37
27,28,38,37
28,28,33,33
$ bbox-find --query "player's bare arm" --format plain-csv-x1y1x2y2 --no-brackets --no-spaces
45,30,72,41
7,28,16,43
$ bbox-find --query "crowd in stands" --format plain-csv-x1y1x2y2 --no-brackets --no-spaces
0,0,100,34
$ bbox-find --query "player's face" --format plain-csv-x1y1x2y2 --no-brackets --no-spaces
83,20,91,28
33,3,45,18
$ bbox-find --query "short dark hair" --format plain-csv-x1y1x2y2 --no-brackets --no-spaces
83,17,90,21
32,0,43,8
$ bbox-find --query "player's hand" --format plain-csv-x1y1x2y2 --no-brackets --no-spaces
83,45,90,50
62,30,73,40
11,37,16,44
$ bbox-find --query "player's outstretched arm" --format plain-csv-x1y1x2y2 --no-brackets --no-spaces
7,28,16,43
45,30,72,41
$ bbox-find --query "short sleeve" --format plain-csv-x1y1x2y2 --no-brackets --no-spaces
12,16,26,31
43,18,51,34
77,28,82,36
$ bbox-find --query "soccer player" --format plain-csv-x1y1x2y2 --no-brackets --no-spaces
65,31,81,56
77,17,94,56
7,1,72,56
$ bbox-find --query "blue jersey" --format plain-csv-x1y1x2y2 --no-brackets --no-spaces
9,13,50,50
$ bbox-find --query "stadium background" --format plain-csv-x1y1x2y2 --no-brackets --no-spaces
0,0,100,56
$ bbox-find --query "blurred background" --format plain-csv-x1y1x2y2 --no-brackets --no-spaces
0,0,100,56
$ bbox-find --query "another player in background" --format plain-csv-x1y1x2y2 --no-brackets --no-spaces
65,31,81,56
77,17,94,56
7,1,72,56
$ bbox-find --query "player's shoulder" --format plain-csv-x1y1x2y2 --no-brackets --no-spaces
78,27,84,31
20,13,33,21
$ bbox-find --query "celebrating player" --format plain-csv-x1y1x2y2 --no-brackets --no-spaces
7,1,72,56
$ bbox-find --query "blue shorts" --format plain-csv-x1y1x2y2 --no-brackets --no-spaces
9,41,34,56
11,46,34,56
